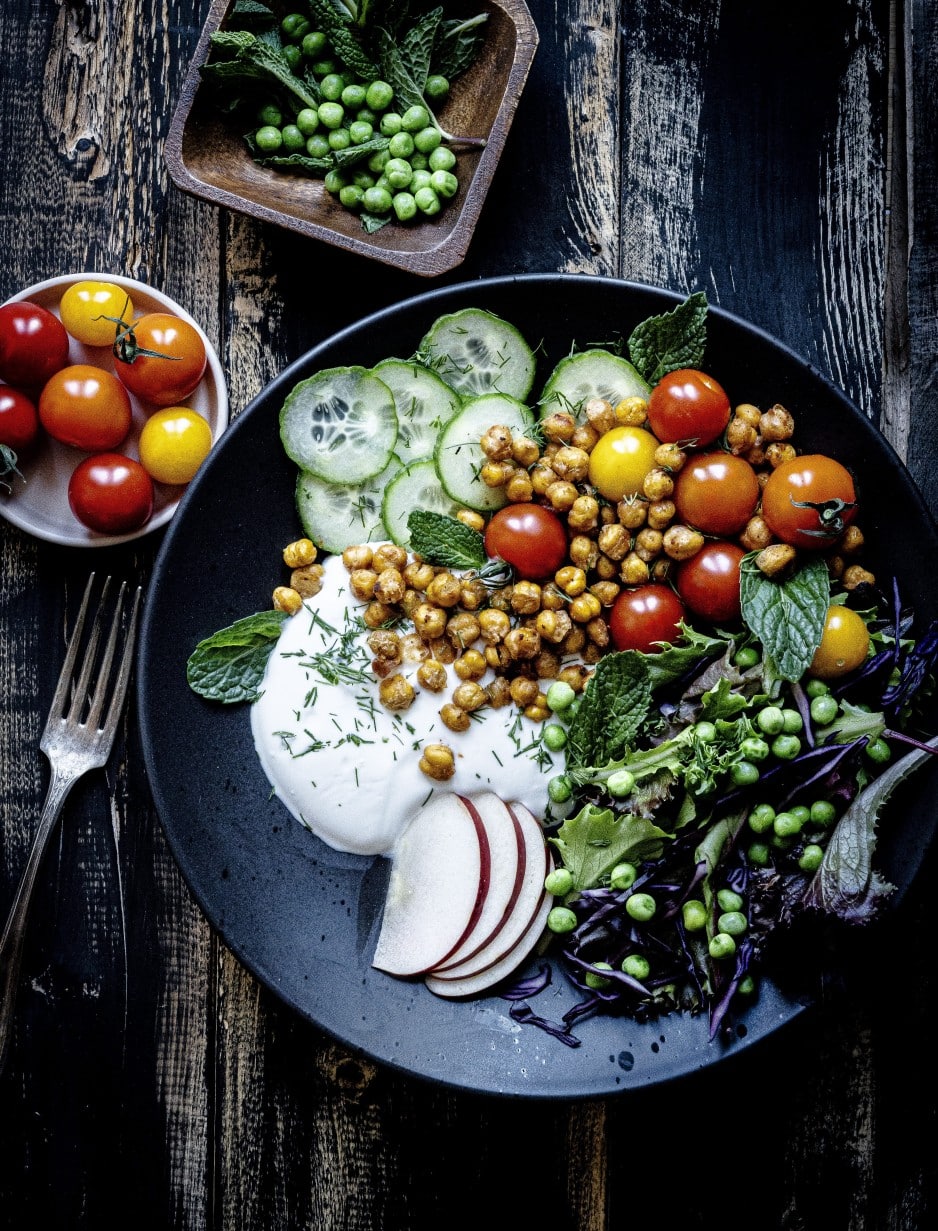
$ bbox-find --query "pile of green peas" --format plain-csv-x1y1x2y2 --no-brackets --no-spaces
253,13,461,223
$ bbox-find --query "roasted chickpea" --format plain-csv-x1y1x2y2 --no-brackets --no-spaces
511,435,541,467
379,674,415,711
367,629,402,662
642,467,674,502
614,396,648,426
759,404,795,441
765,441,797,469
509,676,540,706
567,494,601,531
530,460,558,495
569,535,599,571
585,398,616,434
446,610,481,649
726,417,758,454
342,544,373,571
734,402,762,429
349,568,378,601
485,676,513,708
478,607,511,642
373,544,407,572
620,552,651,585
597,523,630,561
413,602,447,639
634,527,663,561
545,479,579,511
272,586,302,615
569,592,602,623
426,572,463,607
504,626,541,659
740,515,774,551
419,743,456,780
454,648,487,681
452,681,487,712
756,543,797,578
362,601,396,628
403,560,436,590
555,564,587,596
505,470,535,503
373,567,405,605
283,538,317,568
654,441,686,471
617,497,647,530
571,423,600,452
535,608,573,644
646,499,676,530
456,509,486,533
842,564,876,589
510,580,542,615
480,423,514,460
662,524,704,560
291,563,325,597
440,702,472,732
551,445,591,483
541,411,577,442
416,658,448,692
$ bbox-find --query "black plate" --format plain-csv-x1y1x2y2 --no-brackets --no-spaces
137,274,938,1098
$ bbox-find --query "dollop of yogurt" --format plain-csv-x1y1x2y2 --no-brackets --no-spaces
251,554,561,856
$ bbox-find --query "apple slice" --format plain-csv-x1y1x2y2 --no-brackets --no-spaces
424,865,553,999
372,793,491,977
430,803,551,979
427,793,527,971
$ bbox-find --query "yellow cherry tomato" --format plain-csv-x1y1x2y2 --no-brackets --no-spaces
587,425,659,501
59,280,133,347
138,407,213,484
809,605,870,678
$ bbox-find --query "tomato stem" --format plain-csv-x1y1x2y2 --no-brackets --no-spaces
111,318,181,365
789,495,856,538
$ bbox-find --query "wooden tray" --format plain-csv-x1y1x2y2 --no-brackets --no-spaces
165,0,539,277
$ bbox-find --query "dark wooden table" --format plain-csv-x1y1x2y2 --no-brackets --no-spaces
1,1,936,1227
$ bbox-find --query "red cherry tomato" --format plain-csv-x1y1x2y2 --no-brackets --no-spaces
0,387,40,455
484,502,568,580
761,453,857,549
38,364,132,450
646,369,731,447
0,301,70,388
673,451,759,536
68,453,154,535
114,312,207,406
608,584,686,653
675,541,746,624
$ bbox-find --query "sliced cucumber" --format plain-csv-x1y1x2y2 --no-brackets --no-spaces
539,350,651,420
381,457,462,547
280,365,397,485
371,359,461,465
434,393,534,512
418,308,537,402
295,456,403,555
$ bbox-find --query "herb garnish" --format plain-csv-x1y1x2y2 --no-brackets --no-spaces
186,610,290,703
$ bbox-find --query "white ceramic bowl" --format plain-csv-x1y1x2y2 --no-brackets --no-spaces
0,272,228,547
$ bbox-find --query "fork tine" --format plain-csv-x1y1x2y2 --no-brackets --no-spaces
65,576,113,727
101,584,142,737
83,580,128,731
48,573,98,727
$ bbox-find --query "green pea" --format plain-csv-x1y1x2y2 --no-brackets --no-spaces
320,73,345,101
547,906,577,934
361,185,392,213
254,125,283,153
681,899,707,931
317,101,345,130
408,169,432,193
734,645,760,668
709,932,737,960
544,867,574,897
809,799,837,827
739,736,770,762
349,120,374,145
716,888,744,912
757,705,785,735
771,733,802,760
737,975,757,995
281,123,306,152
306,133,330,157
301,30,327,58
542,723,568,752
310,58,337,76
781,708,804,734
367,148,391,173
748,841,771,866
257,103,283,127
748,802,776,833
773,810,803,838
281,13,311,41
338,184,363,209
282,44,303,71
718,910,748,936
388,131,415,159
341,83,367,109
805,678,830,698
609,862,637,890
798,843,825,871
414,126,443,154
865,737,892,764
606,769,635,798
546,680,576,712
401,104,431,131
621,954,650,980
323,168,346,193
548,774,572,803
425,73,450,100
295,107,320,136
409,151,429,171
585,961,614,989
392,191,417,221
350,170,376,190
625,892,656,922
429,169,458,199
428,145,457,172
414,185,441,215
365,79,394,111
328,128,351,151
810,694,839,725
730,759,760,787
790,804,811,825
380,112,403,136
694,720,718,743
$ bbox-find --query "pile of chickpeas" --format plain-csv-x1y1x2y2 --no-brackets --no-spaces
270,390,874,782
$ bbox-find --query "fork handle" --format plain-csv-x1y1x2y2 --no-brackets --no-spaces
0,765,78,1074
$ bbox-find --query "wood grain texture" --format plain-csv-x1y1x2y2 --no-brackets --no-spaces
0,0,936,1227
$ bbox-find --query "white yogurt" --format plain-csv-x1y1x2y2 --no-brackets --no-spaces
251,555,561,856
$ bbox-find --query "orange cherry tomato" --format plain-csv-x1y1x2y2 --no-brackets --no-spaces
38,364,132,450
114,312,207,406
672,451,759,536
808,605,870,678
761,454,857,549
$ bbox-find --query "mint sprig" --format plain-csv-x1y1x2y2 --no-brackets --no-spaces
739,554,830,681
566,652,652,770
187,610,290,704
628,291,709,384
407,509,486,569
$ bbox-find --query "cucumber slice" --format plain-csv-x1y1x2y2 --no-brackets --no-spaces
539,350,651,420
381,457,462,547
295,456,402,556
434,393,534,512
371,359,461,465
418,308,537,402
280,366,397,484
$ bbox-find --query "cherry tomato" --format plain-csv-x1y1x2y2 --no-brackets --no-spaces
114,312,207,406
68,453,154,534
59,280,133,347
0,387,40,455
646,368,731,447
608,584,686,653
675,541,746,624
808,605,870,678
587,425,659,501
761,454,857,549
484,502,568,580
38,364,132,450
138,407,213,484
0,301,70,388
673,450,759,535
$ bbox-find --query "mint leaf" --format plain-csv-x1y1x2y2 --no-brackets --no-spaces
399,7,443,91
407,509,486,569
202,32,319,111
641,625,727,691
433,14,489,80
739,554,830,681
566,652,652,770
549,804,669,892
187,610,290,704
627,291,708,384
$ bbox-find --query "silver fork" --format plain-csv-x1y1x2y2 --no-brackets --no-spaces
0,573,142,1074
